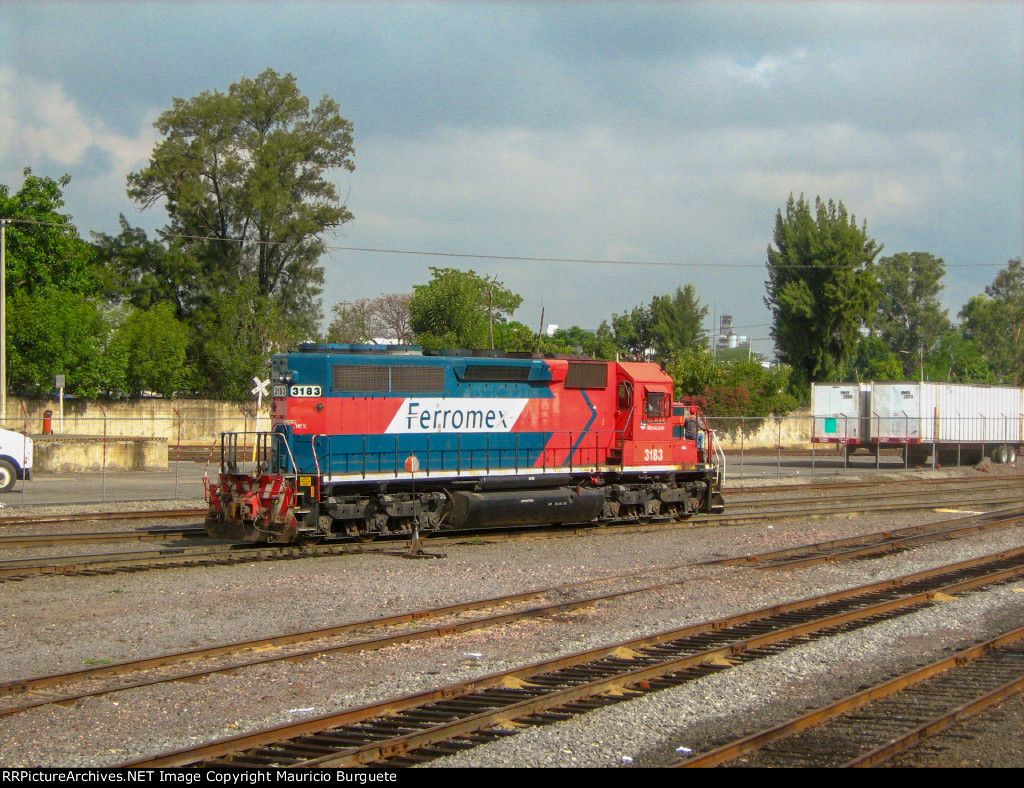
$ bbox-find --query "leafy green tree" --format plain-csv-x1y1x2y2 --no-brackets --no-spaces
543,325,620,360
7,289,117,397
665,346,796,427
665,346,723,401
959,295,1013,381
126,68,355,336
875,252,950,376
926,330,994,383
92,217,202,319
409,268,522,349
195,281,287,399
839,335,904,381
494,321,539,352
959,257,1024,383
108,302,192,396
0,168,96,295
649,285,707,362
765,195,882,394
608,306,655,361
326,298,377,345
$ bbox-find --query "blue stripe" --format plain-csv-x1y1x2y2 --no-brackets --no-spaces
565,390,598,465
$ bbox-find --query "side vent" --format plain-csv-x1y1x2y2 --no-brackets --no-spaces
462,365,532,382
565,362,608,389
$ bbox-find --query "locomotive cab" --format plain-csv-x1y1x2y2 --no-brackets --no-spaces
613,363,700,468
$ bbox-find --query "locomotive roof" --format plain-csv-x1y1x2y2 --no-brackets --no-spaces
291,343,597,362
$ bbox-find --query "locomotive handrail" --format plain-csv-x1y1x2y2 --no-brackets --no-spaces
215,425,715,481
711,428,726,482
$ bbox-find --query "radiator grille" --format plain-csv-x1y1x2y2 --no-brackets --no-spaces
565,362,608,389
331,365,445,393
390,365,446,392
463,365,532,381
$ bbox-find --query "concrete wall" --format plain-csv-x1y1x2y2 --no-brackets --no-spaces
34,436,168,472
4,398,270,445
4,398,815,451
708,408,814,451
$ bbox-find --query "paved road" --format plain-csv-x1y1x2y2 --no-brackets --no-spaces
1,461,209,508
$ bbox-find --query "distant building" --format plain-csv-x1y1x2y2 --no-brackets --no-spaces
713,315,751,353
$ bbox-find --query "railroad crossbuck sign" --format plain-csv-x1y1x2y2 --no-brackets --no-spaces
252,377,271,409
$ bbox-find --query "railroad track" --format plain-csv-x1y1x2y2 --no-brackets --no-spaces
726,476,1024,507
675,625,1024,768
0,509,205,529
3,488,1024,581
3,507,1022,737
117,545,1024,767
1,474,1019,532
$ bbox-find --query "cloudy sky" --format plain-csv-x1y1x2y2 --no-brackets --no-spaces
2,1,1022,355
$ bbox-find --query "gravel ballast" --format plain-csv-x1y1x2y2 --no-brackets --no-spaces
0,468,1023,767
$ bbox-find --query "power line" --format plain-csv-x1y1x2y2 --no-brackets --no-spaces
0,216,1016,270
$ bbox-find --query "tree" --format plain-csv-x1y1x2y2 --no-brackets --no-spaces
664,346,796,426
195,281,287,399
327,298,377,345
0,168,96,296
875,252,950,376
958,257,1024,383
544,325,620,360
985,257,1024,383
373,293,414,344
409,268,522,349
493,321,539,352
7,289,117,397
326,293,413,345
126,69,355,336
91,217,202,319
107,302,192,396
649,285,708,362
926,329,994,383
608,306,655,361
837,335,904,381
765,195,882,394
959,294,1014,381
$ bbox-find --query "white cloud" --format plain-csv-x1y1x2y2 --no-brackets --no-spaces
0,66,159,228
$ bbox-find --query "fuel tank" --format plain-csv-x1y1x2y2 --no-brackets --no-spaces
449,487,606,528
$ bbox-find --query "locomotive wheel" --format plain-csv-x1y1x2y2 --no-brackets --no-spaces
354,531,378,543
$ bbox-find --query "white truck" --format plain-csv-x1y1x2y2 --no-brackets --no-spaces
0,427,33,491
813,382,1023,465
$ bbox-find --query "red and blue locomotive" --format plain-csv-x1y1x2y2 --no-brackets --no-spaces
204,344,724,543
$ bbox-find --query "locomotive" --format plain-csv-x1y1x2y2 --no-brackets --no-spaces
204,344,725,543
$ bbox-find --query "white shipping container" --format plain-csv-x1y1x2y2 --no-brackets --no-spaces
811,383,866,443
871,382,1024,444
871,383,923,442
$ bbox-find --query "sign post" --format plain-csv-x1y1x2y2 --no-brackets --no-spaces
401,454,444,560
251,377,270,410
55,375,65,434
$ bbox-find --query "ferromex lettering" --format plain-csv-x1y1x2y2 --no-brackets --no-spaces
386,398,528,434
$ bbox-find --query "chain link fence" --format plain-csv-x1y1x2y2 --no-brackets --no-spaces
0,408,266,508
0,408,1019,508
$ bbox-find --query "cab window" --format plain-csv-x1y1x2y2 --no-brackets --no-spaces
644,391,669,419
617,381,633,410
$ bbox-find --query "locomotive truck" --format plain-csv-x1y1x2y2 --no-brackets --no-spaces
204,344,724,543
